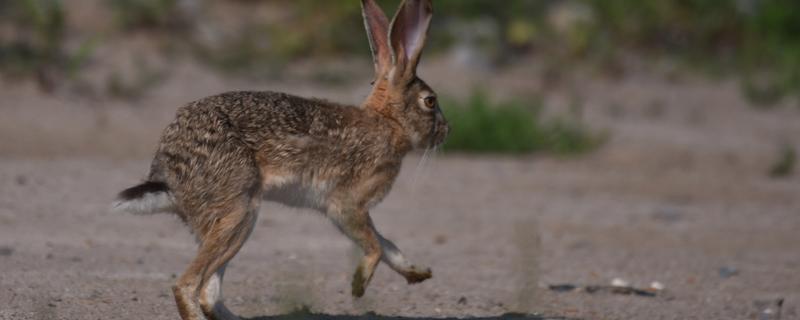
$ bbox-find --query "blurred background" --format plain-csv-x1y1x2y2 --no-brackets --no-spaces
2,0,799,156
0,0,800,158
1,1,799,319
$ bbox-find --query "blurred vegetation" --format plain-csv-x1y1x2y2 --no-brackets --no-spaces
0,0,82,90
106,0,185,31
1,0,800,105
768,145,796,178
238,0,800,106
442,91,603,154
105,57,167,100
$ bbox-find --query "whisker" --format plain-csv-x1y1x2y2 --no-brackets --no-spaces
411,147,432,189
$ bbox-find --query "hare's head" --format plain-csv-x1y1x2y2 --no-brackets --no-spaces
361,0,448,149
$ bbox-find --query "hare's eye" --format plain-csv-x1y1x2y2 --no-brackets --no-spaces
423,96,437,109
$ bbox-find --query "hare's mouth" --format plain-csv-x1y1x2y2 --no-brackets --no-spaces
430,121,449,147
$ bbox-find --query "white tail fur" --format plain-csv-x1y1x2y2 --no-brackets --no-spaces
112,181,175,214
112,191,175,214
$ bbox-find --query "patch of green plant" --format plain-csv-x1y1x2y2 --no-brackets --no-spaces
0,0,63,76
769,145,796,178
442,91,603,155
741,75,787,109
193,27,283,78
584,0,800,107
105,58,167,101
106,0,184,31
0,0,96,90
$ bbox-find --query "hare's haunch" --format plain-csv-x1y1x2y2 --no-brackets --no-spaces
113,1,446,319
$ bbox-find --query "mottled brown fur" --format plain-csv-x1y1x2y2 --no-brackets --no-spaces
115,1,445,319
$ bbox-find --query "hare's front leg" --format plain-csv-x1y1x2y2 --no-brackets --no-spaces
376,233,432,284
329,207,432,297
330,208,382,297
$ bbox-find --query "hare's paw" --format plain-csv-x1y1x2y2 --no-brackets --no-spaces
351,266,368,298
204,304,240,320
403,266,432,284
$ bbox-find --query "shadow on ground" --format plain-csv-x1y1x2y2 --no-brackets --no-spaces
247,311,578,320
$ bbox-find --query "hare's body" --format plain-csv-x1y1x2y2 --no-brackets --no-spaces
115,1,444,319
150,91,407,221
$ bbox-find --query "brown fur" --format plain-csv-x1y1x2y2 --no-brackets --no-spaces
115,1,445,319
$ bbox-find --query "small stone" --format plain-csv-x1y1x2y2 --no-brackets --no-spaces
0,246,14,256
719,266,739,278
652,206,684,223
754,298,783,320
548,284,578,292
649,281,665,290
611,278,629,287
434,234,447,245
457,296,468,305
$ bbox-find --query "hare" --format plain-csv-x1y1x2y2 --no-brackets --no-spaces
113,0,446,319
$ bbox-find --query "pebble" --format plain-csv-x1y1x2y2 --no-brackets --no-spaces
548,284,577,292
719,266,739,278
652,206,684,223
0,246,14,256
611,278,629,287
650,281,665,290
754,298,783,320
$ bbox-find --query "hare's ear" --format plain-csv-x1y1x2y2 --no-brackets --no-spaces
362,0,392,75
388,0,433,83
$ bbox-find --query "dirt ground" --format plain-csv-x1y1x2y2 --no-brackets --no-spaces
1,57,799,320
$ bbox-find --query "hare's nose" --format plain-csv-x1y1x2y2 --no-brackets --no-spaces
434,108,445,122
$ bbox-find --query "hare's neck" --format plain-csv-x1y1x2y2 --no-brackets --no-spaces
359,107,413,157
363,79,390,111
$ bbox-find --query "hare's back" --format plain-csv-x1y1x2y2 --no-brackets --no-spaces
208,91,343,135
150,90,344,178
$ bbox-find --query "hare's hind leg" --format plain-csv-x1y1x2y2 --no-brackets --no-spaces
173,200,258,320
199,202,258,320
201,264,238,320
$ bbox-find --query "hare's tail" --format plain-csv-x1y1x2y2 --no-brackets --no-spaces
112,181,175,214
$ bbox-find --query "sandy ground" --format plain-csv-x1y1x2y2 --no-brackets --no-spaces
1,58,799,320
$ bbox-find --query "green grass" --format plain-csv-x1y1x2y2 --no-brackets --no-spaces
0,0,96,90
769,145,796,178
0,0,65,77
442,91,603,154
106,0,183,31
